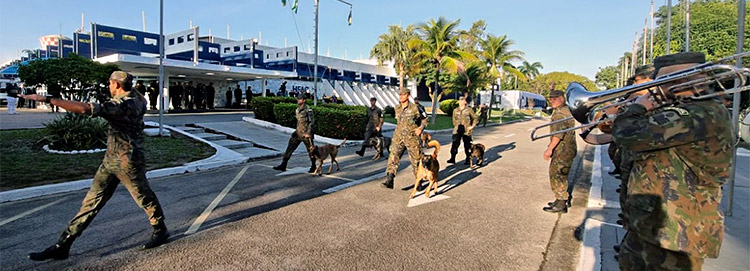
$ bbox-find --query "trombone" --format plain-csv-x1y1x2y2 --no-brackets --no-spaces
530,51,750,141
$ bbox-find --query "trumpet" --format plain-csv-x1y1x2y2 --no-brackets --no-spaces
530,51,750,141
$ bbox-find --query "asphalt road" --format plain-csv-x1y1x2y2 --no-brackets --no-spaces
0,119,586,271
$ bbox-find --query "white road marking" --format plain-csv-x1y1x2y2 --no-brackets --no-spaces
407,194,451,207
275,167,309,176
578,218,602,271
587,146,603,209
0,198,65,227
185,164,250,235
738,148,750,157
323,172,386,193
504,133,516,138
321,174,355,182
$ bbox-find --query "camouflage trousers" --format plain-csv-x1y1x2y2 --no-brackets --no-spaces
619,232,704,271
548,155,572,200
282,132,316,166
608,142,621,171
385,135,422,177
63,159,165,238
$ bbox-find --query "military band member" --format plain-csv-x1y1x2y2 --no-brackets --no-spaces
356,97,384,157
21,71,169,261
613,52,733,270
381,89,427,189
447,96,477,165
543,90,576,213
273,93,317,172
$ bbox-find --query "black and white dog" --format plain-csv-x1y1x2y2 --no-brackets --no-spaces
367,136,392,160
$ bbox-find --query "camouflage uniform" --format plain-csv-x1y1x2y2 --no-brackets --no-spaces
385,102,427,176
360,105,383,152
548,106,576,201
64,90,165,238
613,100,733,270
449,106,477,161
281,103,316,166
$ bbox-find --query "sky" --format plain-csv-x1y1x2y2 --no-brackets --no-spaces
0,0,664,80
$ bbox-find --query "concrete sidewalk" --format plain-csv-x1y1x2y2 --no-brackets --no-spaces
579,145,750,271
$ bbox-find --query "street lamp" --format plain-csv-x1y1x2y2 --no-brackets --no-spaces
488,82,498,122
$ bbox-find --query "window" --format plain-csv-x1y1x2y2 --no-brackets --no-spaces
145,37,158,46
276,53,280,57
233,46,240,52
168,38,175,45
224,47,231,53
266,54,270,58
177,36,184,43
244,44,251,50
122,34,137,42
255,53,259,58
187,34,194,41
209,47,219,54
97,31,114,38
286,52,290,57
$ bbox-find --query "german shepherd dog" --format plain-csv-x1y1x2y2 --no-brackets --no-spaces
367,136,392,160
469,143,486,167
410,140,441,199
419,131,434,149
309,139,347,176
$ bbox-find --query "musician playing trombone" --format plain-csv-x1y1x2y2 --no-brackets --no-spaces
612,52,733,270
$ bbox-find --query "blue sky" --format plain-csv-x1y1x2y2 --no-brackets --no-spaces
0,0,662,79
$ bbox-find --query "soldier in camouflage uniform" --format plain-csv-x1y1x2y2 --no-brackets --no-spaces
613,52,733,270
273,93,317,173
543,90,576,213
447,96,478,165
381,88,427,189
22,71,169,261
356,97,384,157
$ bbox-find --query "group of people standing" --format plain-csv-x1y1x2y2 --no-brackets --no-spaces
544,52,733,270
166,81,217,110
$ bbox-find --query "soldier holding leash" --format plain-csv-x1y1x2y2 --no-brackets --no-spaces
381,89,427,189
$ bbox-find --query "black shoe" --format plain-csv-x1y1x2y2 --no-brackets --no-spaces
543,200,568,213
618,213,624,219
308,165,316,173
616,219,624,225
355,150,365,157
273,161,288,171
614,245,621,252
28,234,75,261
143,229,169,249
548,199,571,207
447,158,456,164
608,168,621,175
616,188,621,193
381,173,395,189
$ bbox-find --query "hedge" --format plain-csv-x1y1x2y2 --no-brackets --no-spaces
251,96,309,122
440,99,459,117
272,103,367,139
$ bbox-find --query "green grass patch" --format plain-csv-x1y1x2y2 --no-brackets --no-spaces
384,109,535,130
384,114,455,131
0,129,215,191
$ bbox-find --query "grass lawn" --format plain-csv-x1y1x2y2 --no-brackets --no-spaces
384,114,455,130
0,129,216,191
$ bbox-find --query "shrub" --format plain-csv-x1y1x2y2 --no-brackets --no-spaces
384,105,395,117
440,99,459,116
272,103,367,139
252,97,298,122
40,113,108,151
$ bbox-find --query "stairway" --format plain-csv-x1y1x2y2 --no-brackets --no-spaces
173,126,277,159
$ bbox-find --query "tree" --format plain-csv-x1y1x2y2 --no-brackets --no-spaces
370,24,418,93
18,53,120,102
519,71,598,97
480,34,525,86
409,17,475,123
595,65,619,90
446,61,493,99
458,20,487,56
518,61,543,80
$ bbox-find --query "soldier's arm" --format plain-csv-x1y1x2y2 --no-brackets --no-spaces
21,94,92,115
469,108,478,129
306,108,314,136
613,103,712,152
377,109,384,130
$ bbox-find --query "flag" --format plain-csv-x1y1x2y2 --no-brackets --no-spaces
281,0,286,6
347,9,352,25
291,0,299,13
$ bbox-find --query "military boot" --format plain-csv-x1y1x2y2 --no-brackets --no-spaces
273,160,288,171
547,199,571,207
447,155,456,164
28,233,76,261
308,160,317,173
381,173,395,189
143,221,169,249
355,146,365,157
543,200,568,213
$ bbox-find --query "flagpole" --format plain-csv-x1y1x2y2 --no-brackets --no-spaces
684,0,690,51
642,18,647,65
727,0,746,216
158,0,164,135
650,0,654,62
666,0,672,54
313,0,319,106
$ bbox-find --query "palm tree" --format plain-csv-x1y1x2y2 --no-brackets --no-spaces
447,61,492,99
370,24,417,93
409,17,475,124
480,34,525,84
518,61,543,80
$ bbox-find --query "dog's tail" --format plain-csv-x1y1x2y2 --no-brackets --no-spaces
427,140,440,159
338,138,347,147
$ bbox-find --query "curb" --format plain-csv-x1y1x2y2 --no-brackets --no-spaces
0,123,248,203
242,117,363,147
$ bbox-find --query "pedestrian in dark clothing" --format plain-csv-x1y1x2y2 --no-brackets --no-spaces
206,83,215,109
245,86,253,109
148,81,159,110
225,87,233,108
185,82,195,110
25,87,36,108
234,85,242,108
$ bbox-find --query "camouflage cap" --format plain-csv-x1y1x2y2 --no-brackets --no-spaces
296,92,306,100
548,90,564,98
652,52,705,78
399,88,411,95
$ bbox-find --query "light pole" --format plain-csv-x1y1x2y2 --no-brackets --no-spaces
727,0,746,216
158,0,164,135
312,0,352,106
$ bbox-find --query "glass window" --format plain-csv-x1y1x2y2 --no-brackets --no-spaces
168,38,175,45
224,47,231,53
244,44,251,50
234,46,240,52
187,34,194,41
177,36,184,43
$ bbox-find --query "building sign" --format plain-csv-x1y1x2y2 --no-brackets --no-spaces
122,34,137,42
98,31,114,38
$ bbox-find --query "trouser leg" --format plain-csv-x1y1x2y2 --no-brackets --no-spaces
385,141,406,176
117,164,165,227
282,132,304,162
462,134,472,158
449,133,461,159
62,165,120,238
548,156,571,201
404,136,424,177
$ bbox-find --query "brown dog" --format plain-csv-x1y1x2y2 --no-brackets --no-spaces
410,140,441,199
469,143,486,167
309,139,347,176
419,131,434,149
